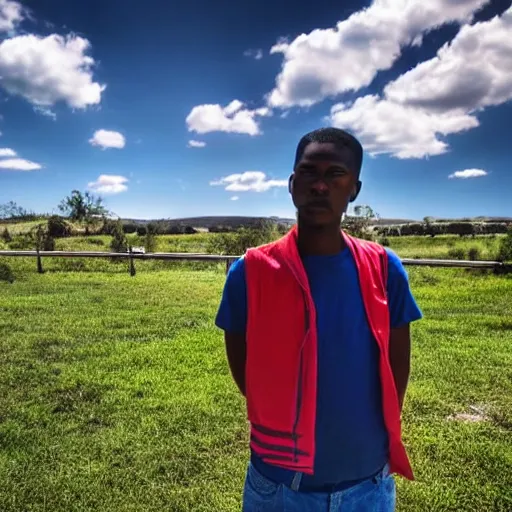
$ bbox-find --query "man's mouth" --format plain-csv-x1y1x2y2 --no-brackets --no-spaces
305,201,331,211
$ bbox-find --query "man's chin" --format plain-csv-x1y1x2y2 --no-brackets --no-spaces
298,210,339,228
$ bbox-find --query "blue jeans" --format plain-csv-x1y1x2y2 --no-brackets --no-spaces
243,462,396,512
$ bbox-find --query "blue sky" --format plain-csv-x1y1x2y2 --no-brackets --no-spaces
0,0,511,221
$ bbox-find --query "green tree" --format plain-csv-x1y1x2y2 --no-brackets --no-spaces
47,216,72,238
344,205,378,240
144,223,158,253
58,190,107,222
208,223,277,255
497,227,512,262
0,201,30,219
110,220,128,253
32,224,55,251
1,227,12,243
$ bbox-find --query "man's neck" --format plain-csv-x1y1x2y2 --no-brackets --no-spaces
297,221,345,256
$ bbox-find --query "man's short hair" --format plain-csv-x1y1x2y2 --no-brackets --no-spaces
293,127,363,176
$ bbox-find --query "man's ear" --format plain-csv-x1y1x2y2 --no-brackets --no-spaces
288,174,294,194
350,180,362,202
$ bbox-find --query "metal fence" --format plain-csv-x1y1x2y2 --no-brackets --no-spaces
1,250,510,275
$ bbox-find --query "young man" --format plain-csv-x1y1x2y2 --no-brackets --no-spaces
215,128,422,511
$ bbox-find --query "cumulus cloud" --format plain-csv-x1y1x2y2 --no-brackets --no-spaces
230,196,239,201
0,147,16,157
330,96,478,159
267,0,489,108
244,48,263,60
211,171,288,192
0,0,24,33
89,130,126,149
0,158,41,170
186,99,270,136
187,140,206,148
0,34,106,108
449,169,488,179
88,174,129,194
384,8,512,112
329,7,512,159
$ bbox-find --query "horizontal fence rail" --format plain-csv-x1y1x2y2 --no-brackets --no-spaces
0,250,510,275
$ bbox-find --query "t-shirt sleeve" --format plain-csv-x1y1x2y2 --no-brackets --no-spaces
385,248,423,328
215,257,248,334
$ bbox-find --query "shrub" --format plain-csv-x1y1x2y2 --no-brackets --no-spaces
1,227,12,243
0,262,14,283
183,225,197,235
87,238,105,246
25,224,55,251
468,247,481,261
47,216,72,238
497,228,512,262
144,223,157,253
380,237,390,247
400,223,426,236
136,225,147,236
208,225,276,255
447,222,474,237
8,234,34,250
100,218,118,235
448,248,466,260
122,222,138,234
110,221,128,253
343,219,375,240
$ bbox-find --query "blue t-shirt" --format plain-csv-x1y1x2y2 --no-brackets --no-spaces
215,247,422,490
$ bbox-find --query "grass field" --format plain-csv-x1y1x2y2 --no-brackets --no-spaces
1,259,511,512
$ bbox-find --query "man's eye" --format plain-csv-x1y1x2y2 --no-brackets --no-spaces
330,168,348,177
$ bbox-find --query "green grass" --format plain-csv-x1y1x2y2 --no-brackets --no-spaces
384,235,503,261
1,260,512,510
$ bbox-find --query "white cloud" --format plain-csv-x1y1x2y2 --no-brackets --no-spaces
0,147,16,157
34,106,57,120
330,95,478,159
0,0,24,33
224,99,244,116
449,169,488,179
0,158,41,170
187,140,206,148
329,7,512,159
0,34,106,108
89,130,126,149
244,48,263,60
186,100,269,136
211,171,288,192
384,7,512,112
88,174,129,194
230,196,239,201
267,0,489,108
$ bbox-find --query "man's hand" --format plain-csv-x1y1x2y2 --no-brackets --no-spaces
389,324,412,412
224,332,247,396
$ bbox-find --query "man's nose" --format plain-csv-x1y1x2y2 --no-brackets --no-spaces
310,177,329,194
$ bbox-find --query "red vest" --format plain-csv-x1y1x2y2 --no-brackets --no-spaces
244,227,414,480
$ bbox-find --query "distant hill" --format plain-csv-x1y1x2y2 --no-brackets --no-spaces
121,215,511,230
122,215,415,229
122,216,296,229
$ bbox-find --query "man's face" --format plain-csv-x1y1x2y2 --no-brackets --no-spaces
291,142,360,227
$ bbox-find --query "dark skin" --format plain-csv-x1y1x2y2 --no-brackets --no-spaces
225,141,411,410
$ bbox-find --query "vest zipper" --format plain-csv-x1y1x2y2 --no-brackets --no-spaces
283,257,311,465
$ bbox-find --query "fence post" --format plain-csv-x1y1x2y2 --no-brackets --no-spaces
225,257,233,275
36,248,44,274
129,246,136,277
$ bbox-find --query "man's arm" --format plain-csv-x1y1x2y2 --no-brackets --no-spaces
225,332,247,397
389,324,411,412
